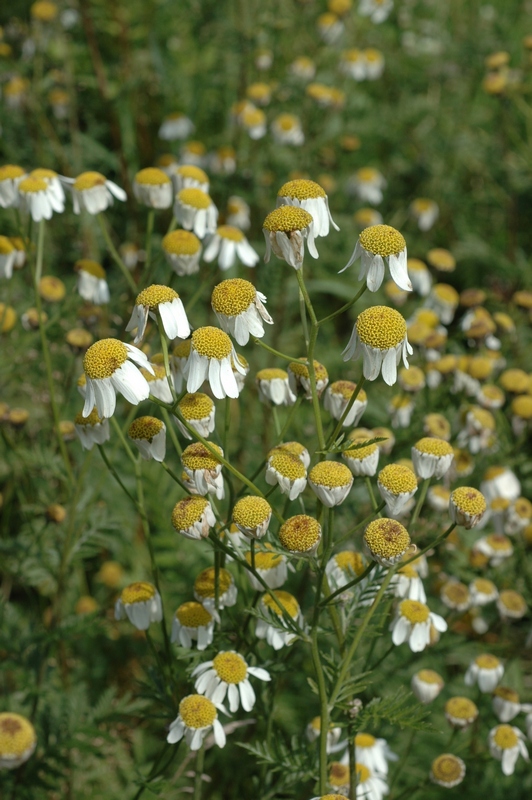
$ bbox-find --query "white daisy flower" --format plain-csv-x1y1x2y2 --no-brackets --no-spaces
392,562,426,603
328,761,389,800
472,533,513,567
172,339,192,392
342,437,380,477
388,395,415,429
180,140,208,166
492,688,530,723
232,496,272,540
174,187,218,238
480,466,521,503
74,407,110,450
175,392,215,439
411,437,454,479
226,195,251,230
317,12,344,44
141,364,174,403
342,225,411,293
211,278,272,346
17,174,64,221
75,259,110,304
270,441,311,469
239,105,267,139
126,284,190,345
256,368,297,406
489,724,529,776
255,590,303,649
0,164,26,208
183,326,245,399
203,225,259,270
430,754,466,788
128,416,166,462
497,589,527,621
210,146,236,176
162,230,202,277
82,338,154,419
411,669,444,704
464,654,504,692
444,696,479,729
133,167,173,209
276,178,339,238
173,164,210,193
411,198,439,231
306,717,344,753
364,518,411,567
365,48,385,79
167,694,226,750
0,236,17,280
342,733,398,776
279,514,322,556
194,567,238,611
270,113,305,145
193,651,270,712
265,450,307,501
469,577,498,607
287,358,329,399
171,496,217,540
440,580,470,612
263,205,318,270
158,112,195,140
114,581,163,630
377,463,418,516
343,306,413,386
390,599,447,652
67,171,127,215
325,550,367,592
308,461,353,508
0,712,37,770
324,381,368,427
449,486,487,529
407,258,432,296
349,167,386,205
425,283,460,325
171,601,218,650
181,442,225,500
341,48,367,80
358,0,394,25
290,56,316,81
245,544,288,590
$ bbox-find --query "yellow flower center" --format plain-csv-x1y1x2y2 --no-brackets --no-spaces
263,206,313,233
494,687,519,703
499,590,526,613
0,235,15,254
31,1,58,21
433,283,459,304
257,368,288,381
288,358,328,381
442,581,470,605
431,754,464,784
470,407,495,429
178,187,211,209
344,48,363,62
364,519,411,559
211,279,256,316
173,340,192,358
233,496,271,528
176,164,209,183
445,697,478,721
279,515,321,552
140,364,166,383
192,327,232,359
243,107,266,127
121,581,156,604
406,258,427,273
424,414,451,438
172,496,210,530
390,396,413,410
75,407,103,426
136,284,178,308
359,225,406,257
399,366,424,388
39,276,66,302
74,171,107,191
500,369,529,392
468,357,493,380
418,669,443,685
84,338,128,379
128,416,163,441
277,179,326,200
451,487,486,515
19,177,47,194
399,599,430,623
275,113,299,131
343,438,378,461
356,306,407,349
268,451,306,479
184,141,206,155
513,290,532,309
179,393,213,421
263,590,299,618
270,442,308,462
334,551,365,575
216,224,245,242
76,258,106,279
245,544,283,570
511,395,532,418
493,725,519,749
485,534,512,551
472,578,496,595
355,733,376,748
182,442,223,471
176,601,213,628
427,249,456,271
475,653,500,670
329,380,367,402
0,713,36,757
329,762,351,787
378,464,417,494
163,230,201,255
414,437,453,457
0,164,25,181
179,695,217,728
194,567,232,599
491,497,510,511
30,168,58,181
357,167,379,183
135,167,170,186
66,328,94,349
515,498,532,517
212,652,248,683
309,461,352,487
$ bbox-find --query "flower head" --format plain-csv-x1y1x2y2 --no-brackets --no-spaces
343,306,413,386
489,724,529,775
82,338,154,418
175,393,215,439
390,598,447,652
211,279,273,345
430,754,465,788
377,464,418,515
126,284,190,344
203,225,259,270
263,206,318,270
245,544,288,590
411,437,454,479
172,601,217,649
342,225,411,293
171,496,216,540
75,259,109,305
74,407,110,450
162,230,202,276
0,164,26,208
256,368,297,406
449,486,486,528
181,442,225,499
69,171,126,215
277,179,339,238
265,450,307,500
465,654,504,692
445,696,479,729
308,461,353,507
256,591,302,649
167,695,226,750
18,171,65,221
114,581,163,630
411,669,444,703
324,381,367,427
193,651,271,712
194,567,237,610
279,514,322,556
364,518,411,566
133,167,173,208
174,188,218,238
0,712,37,770
184,326,244,399
232,496,272,540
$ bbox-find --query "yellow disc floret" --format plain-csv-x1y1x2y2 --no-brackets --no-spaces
74,171,107,191
279,515,321,552
427,249,456,271
194,567,232,599
378,464,417,494
414,437,453,457
335,551,366,575
75,407,103,426
172,497,210,530
257,368,289,381
178,393,214,421
0,165,25,181
330,380,367,402
128,416,163,441
192,327,232,359
121,581,156,605
217,225,245,242
0,713,36,759
176,601,213,628
179,695,217,728
182,442,222,471
399,599,430,623
355,733,376,748
359,225,406,257
174,340,192,358
364,518,411,560
213,652,248,683
418,669,444,685
84,338,128,379
178,188,211,209
163,230,201,255
499,590,527,614
18,177,47,194
135,284,178,308
309,461,352,487
212,279,256,316
445,697,478,721
451,487,486,515
263,206,313,233
494,687,519,703
0,235,15,254
493,724,519,749
176,165,209,183
288,359,328,381
475,653,501,669
511,395,532,418
278,179,326,200
233,496,272,528
268,451,306,479
76,259,106,279
356,306,407,349
135,167,170,186
431,754,465,784
245,544,283,570
262,590,299,618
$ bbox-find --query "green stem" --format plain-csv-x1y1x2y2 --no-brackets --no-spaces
365,476,380,513
161,460,188,492
97,213,137,292
310,627,329,795
401,522,457,568
110,415,137,464
329,566,396,707
252,337,301,363
410,478,430,527
271,406,281,437
193,744,205,800
223,396,231,453
388,730,416,795
317,283,368,327
97,445,138,507
326,377,366,450
278,394,303,441
299,285,310,347
144,208,155,275
161,407,182,456
296,269,325,451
